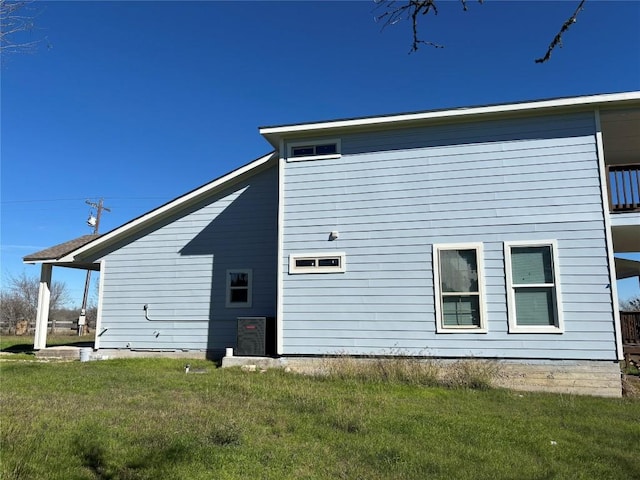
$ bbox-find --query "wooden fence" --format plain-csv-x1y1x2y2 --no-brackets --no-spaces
0,319,77,335
621,311,640,345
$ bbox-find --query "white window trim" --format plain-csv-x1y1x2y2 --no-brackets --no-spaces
225,269,253,308
286,139,341,162
433,243,487,333
504,240,563,334
289,252,346,274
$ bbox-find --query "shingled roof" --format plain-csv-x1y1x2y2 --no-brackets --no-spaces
23,234,101,262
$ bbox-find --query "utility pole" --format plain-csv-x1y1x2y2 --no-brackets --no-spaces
79,198,110,336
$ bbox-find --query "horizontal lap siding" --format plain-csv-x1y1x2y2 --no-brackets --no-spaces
281,112,616,359
98,165,278,352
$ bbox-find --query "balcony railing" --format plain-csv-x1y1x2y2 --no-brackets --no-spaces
608,164,640,213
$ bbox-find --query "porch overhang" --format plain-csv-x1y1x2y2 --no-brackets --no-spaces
610,214,640,253
23,234,102,268
615,257,640,280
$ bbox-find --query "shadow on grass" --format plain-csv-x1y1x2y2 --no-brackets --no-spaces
1,341,94,353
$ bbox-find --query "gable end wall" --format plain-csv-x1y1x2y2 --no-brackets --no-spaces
281,111,616,360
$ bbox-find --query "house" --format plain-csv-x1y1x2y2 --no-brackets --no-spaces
25,92,640,397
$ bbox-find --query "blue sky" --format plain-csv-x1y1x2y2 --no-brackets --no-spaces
2,0,640,304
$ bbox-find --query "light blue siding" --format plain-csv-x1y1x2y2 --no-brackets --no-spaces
95,164,278,355
281,112,617,360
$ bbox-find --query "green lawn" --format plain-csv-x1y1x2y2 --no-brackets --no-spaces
1,356,639,480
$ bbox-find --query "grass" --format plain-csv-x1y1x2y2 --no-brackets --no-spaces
1,354,639,479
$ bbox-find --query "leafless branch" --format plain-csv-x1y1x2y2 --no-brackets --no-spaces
375,0,483,53
535,0,586,63
375,0,587,63
0,0,46,59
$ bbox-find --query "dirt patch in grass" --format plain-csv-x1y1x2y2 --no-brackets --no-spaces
622,374,640,398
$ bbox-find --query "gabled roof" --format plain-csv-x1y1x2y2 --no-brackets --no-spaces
24,234,101,262
23,151,277,265
259,91,640,147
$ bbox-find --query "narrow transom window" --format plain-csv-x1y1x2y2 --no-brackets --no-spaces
505,241,562,333
287,139,341,161
289,252,346,274
226,269,252,308
433,244,486,333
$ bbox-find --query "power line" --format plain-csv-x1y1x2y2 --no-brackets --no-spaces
0,196,166,205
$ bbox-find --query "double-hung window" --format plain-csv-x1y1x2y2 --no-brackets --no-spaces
433,243,486,333
226,269,252,308
504,241,563,333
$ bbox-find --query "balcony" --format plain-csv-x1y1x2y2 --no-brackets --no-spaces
608,164,640,213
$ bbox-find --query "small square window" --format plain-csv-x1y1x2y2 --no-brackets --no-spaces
226,269,252,308
315,144,337,155
292,146,315,157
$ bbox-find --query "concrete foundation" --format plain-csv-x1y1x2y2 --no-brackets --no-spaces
222,355,622,398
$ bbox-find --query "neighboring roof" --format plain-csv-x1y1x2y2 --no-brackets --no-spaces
35,151,277,265
615,257,640,280
259,91,640,147
23,235,101,262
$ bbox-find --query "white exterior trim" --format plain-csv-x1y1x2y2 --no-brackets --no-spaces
433,242,487,334
94,260,106,350
33,264,52,350
504,240,564,334
59,152,277,262
276,142,285,355
594,109,624,360
289,252,346,274
260,92,640,146
286,139,341,162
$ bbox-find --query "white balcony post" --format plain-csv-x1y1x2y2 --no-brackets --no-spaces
33,264,52,350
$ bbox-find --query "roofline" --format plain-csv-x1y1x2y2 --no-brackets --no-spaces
259,91,640,146
61,151,277,262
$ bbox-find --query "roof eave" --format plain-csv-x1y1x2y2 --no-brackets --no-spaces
259,91,640,147
66,151,277,261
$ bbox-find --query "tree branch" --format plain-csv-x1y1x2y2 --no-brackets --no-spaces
535,0,586,63
375,0,483,53
0,0,46,59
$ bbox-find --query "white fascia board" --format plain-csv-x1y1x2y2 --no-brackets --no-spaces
60,152,277,262
259,91,640,146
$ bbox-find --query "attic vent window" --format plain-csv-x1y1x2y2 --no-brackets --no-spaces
289,252,346,274
288,140,341,162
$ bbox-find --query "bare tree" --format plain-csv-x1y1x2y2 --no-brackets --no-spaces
0,272,70,333
374,0,587,63
0,0,46,60
620,295,640,312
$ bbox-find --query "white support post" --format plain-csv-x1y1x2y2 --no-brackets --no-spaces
33,264,52,350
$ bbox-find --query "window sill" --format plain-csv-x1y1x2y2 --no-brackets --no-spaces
509,325,563,334
436,326,488,334
286,153,341,162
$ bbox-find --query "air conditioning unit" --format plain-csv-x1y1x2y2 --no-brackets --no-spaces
237,317,275,356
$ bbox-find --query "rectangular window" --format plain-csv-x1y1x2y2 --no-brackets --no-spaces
504,241,563,333
226,269,252,308
289,252,346,274
433,244,486,333
287,139,341,162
